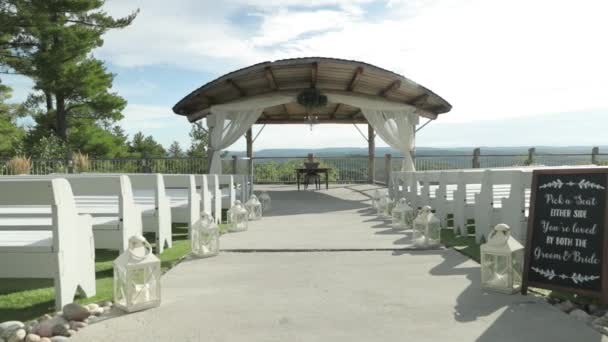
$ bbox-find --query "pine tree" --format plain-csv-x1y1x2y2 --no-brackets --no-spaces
0,84,25,157
128,132,166,158
187,122,209,159
167,141,185,158
0,0,138,144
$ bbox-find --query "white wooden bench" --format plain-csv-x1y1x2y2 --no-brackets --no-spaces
392,165,600,244
163,174,200,238
127,174,173,253
195,174,221,223
0,178,96,310
207,175,235,222
1,175,142,252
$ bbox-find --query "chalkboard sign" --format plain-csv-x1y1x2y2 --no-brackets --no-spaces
522,168,608,301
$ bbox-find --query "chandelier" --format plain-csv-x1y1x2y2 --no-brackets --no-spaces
304,113,319,131
297,89,326,132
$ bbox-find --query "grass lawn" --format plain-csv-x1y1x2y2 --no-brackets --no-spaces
0,224,226,323
440,228,480,262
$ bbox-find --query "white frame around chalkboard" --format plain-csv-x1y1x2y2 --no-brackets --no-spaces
522,168,608,303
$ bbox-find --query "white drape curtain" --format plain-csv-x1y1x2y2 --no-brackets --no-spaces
360,109,417,171
207,108,263,173
327,92,421,171
206,93,295,173
204,91,424,173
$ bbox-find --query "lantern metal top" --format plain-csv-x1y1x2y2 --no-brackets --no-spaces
482,224,524,252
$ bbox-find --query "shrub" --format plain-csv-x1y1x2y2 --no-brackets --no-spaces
73,151,90,172
6,155,32,175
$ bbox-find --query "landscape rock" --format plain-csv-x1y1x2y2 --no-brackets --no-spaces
91,308,104,316
39,338,51,342
34,317,67,338
49,337,69,342
62,303,90,321
101,301,113,308
25,334,41,342
67,329,76,337
557,300,576,313
570,309,591,322
0,321,24,339
86,303,99,313
51,324,69,338
6,328,26,342
69,321,87,331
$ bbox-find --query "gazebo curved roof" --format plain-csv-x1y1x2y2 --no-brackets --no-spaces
173,57,452,124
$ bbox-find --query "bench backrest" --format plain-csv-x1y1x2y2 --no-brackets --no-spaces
0,178,78,251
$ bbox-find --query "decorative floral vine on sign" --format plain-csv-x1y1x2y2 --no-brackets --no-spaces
539,178,605,190
539,179,563,189
531,267,600,284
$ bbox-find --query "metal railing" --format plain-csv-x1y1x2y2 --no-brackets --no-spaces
2,147,606,183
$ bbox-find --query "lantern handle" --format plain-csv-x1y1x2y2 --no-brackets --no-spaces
128,235,153,261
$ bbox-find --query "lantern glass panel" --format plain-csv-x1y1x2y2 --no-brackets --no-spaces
413,206,441,248
228,200,249,232
481,253,511,291
392,198,414,230
245,195,263,220
259,192,272,213
376,195,392,217
192,214,220,258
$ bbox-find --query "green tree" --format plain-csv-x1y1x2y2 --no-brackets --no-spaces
187,122,208,159
128,132,165,158
0,0,138,144
167,141,185,158
0,84,25,158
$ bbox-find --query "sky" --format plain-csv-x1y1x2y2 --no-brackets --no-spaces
4,0,608,151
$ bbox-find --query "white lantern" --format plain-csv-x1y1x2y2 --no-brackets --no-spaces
480,223,524,294
376,194,392,218
413,206,441,248
371,189,387,209
191,213,220,258
228,200,248,232
245,194,263,220
391,198,415,230
113,235,161,312
258,192,272,213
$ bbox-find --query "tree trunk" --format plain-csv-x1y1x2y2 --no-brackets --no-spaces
55,93,67,141
44,90,54,112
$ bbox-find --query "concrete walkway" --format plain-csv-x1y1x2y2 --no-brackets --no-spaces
72,185,607,342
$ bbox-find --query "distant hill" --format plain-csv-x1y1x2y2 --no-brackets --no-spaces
227,146,607,157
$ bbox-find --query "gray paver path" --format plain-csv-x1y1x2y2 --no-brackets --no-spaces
72,185,608,342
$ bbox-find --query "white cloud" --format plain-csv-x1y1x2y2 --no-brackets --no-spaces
3,0,602,149
120,104,192,147
99,0,608,127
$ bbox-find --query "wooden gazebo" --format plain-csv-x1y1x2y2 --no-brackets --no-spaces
173,57,452,176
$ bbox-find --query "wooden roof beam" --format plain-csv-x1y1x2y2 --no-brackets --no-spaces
379,80,401,97
349,110,362,119
311,62,318,88
264,67,278,90
282,104,290,118
408,93,429,107
256,118,367,125
330,103,341,120
347,67,364,91
226,79,246,97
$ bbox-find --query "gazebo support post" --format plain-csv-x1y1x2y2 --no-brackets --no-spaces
246,128,253,175
368,124,375,184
